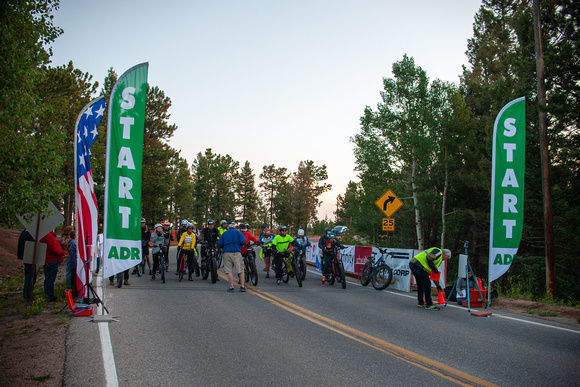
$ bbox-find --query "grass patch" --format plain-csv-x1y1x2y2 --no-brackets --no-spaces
539,311,558,317
30,374,53,382
525,309,535,315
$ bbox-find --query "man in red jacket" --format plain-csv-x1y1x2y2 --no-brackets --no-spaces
40,229,65,301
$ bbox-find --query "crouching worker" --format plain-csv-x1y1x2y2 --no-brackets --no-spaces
409,247,451,310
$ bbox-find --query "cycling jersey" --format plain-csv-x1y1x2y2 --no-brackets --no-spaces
241,231,258,255
178,231,196,250
272,234,295,253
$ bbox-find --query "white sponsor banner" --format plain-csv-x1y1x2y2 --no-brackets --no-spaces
373,247,412,292
340,245,356,273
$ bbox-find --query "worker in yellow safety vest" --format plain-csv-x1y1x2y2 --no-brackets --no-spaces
409,247,451,310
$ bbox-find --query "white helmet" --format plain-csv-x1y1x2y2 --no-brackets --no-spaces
154,223,162,229
298,229,305,236
181,220,189,227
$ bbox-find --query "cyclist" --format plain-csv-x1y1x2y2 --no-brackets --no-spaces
319,231,342,286
177,223,198,281
161,221,174,272
175,220,189,274
294,228,311,254
259,230,274,278
150,223,165,280
258,224,266,240
200,219,220,269
271,226,300,285
240,223,258,257
217,220,228,236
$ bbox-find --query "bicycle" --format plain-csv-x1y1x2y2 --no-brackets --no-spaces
216,248,223,269
323,246,346,289
242,242,259,286
361,247,393,290
156,246,167,283
200,243,218,284
293,248,308,281
177,249,188,282
278,250,302,287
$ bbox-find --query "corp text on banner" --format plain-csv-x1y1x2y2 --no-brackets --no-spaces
103,63,149,278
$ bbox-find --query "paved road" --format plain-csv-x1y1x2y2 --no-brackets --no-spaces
65,246,580,386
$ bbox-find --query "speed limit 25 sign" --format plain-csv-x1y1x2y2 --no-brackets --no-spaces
382,218,395,231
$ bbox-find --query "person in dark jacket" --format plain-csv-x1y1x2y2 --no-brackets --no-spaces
65,230,78,297
18,229,35,299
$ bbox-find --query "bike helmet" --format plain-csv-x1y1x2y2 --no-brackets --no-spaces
207,219,214,225
181,220,188,227
187,223,194,229
297,229,305,236
141,218,146,223
279,225,288,231
154,223,162,229
221,220,227,225
240,223,248,230
162,221,170,227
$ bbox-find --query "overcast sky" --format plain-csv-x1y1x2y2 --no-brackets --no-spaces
50,0,483,220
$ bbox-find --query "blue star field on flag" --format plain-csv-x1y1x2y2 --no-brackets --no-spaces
76,98,105,180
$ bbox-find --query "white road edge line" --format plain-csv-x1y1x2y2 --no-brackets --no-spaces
96,275,119,387
306,267,580,334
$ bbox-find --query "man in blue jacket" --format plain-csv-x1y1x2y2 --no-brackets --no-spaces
218,221,247,292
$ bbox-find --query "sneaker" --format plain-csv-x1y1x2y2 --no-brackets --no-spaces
266,273,270,278
151,276,156,280
149,269,153,275
175,271,179,275
276,279,281,285
425,304,440,311
124,281,130,286
188,276,193,281
227,287,235,292
131,269,137,275
240,286,246,292
417,303,425,308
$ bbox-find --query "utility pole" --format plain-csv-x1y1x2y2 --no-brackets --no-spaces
533,0,556,297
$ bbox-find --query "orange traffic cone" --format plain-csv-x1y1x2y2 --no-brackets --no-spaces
436,289,447,306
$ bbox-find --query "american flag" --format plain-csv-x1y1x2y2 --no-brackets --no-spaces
75,97,105,299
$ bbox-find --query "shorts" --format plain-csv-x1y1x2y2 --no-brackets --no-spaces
223,251,244,274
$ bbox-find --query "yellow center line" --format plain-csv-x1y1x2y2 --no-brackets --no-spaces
242,285,496,387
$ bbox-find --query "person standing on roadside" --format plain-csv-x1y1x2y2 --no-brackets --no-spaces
218,221,247,292
65,230,78,297
17,229,35,299
40,228,65,301
409,247,451,310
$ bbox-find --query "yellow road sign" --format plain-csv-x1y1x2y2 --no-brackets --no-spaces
375,190,403,217
382,218,395,231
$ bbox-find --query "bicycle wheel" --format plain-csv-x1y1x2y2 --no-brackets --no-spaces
338,262,346,289
328,261,336,285
201,256,209,280
292,260,302,287
360,261,372,286
210,257,218,284
160,255,166,284
216,250,223,268
372,264,393,290
249,259,258,286
178,257,185,282
116,272,123,288
281,261,290,283
299,257,307,281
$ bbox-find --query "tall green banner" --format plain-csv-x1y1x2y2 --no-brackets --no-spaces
103,63,149,278
488,97,525,283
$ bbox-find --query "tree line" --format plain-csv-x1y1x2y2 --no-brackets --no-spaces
0,0,330,235
336,0,579,302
